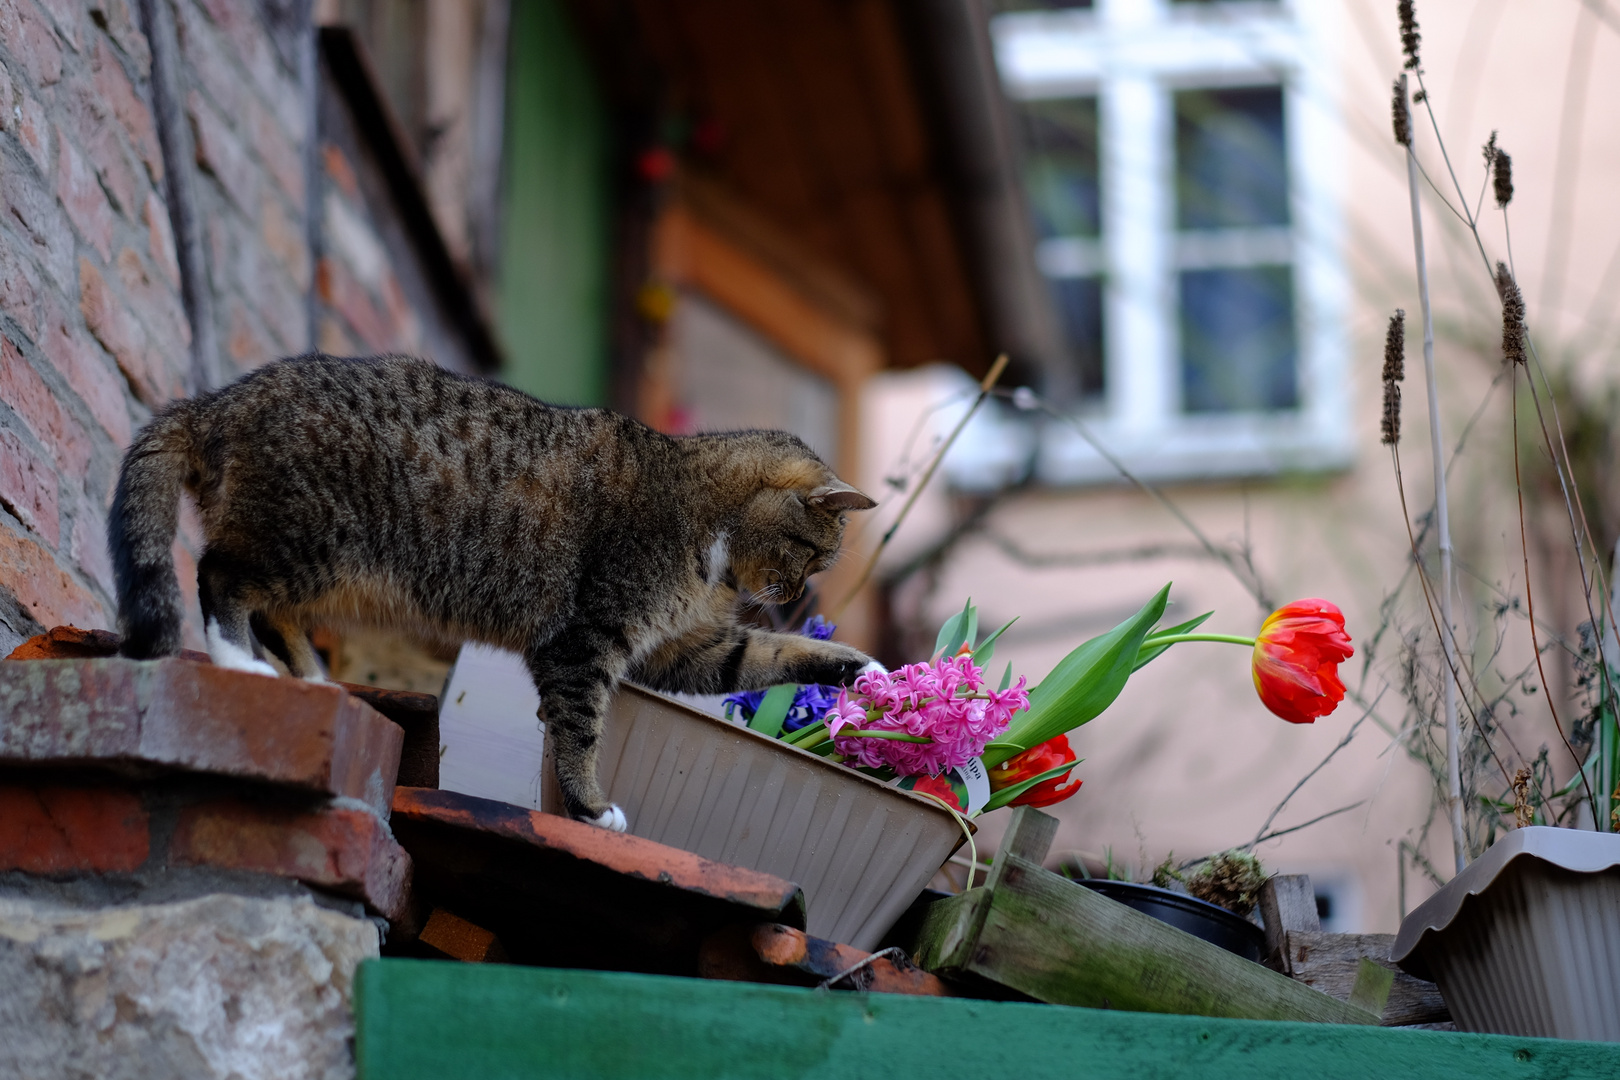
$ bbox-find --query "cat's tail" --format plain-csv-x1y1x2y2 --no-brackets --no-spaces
109,402,201,658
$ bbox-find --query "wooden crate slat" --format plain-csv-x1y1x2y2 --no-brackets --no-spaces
918,853,1376,1024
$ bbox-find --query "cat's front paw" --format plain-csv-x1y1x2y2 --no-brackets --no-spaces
581,804,627,832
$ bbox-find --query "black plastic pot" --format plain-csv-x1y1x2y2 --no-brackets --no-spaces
1077,879,1266,963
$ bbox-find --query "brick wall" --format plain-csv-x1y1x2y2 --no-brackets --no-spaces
0,0,491,654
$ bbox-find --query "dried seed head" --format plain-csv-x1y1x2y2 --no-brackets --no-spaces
1399,0,1422,71
1512,767,1534,828
1482,131,1497,169
1496,262,1526,366
1493,147,1514,208
1383,310,1406,384
1391,79,1412,146
1381,310,1405,445
1381,382,1402,446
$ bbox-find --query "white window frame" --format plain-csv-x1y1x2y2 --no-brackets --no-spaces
979,0,1351,487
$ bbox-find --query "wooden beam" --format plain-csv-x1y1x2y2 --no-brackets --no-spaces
915,853,1377,1024
1283,931,1450,1027
1258,873,1320,966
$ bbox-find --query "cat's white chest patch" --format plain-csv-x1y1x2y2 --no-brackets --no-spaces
705,532,729,587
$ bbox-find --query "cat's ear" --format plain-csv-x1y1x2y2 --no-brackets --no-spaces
806,482,877,512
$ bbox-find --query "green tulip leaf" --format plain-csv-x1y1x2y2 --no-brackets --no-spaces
936,597,978,658
981,758,1085,813
971,617,1019,671
985,584,1171,770
748,683,797,738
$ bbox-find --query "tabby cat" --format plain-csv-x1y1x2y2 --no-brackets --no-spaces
110,354,879,831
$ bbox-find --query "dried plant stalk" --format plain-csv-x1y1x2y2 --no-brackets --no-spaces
1398,73,1466,874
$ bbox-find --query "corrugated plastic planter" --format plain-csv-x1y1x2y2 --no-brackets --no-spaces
1391,827,1620,1041
543,684,965,951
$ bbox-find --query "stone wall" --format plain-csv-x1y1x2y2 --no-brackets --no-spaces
0,892,378,1080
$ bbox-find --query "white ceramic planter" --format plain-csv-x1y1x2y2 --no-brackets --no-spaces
1391,827,1620,1041
542,684,966,951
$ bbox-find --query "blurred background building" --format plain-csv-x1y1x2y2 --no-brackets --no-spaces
2,0,1616,933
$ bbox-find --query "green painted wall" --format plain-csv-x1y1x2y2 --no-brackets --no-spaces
356,959,1620,1080
496,0,609,405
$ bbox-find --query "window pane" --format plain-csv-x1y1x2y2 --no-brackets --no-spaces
1179,266,1297,412
1050,276,1104,397
1175,87,1288,229
1014,97,1100,240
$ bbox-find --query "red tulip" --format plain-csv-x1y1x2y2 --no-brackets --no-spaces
988,734,1082,808
1252,599,1354,724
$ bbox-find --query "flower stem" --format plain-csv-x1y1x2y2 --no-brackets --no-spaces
783,721,826,747
1138,632,1256,648
837,729,933,744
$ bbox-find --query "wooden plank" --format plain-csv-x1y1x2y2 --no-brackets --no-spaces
911,888,992,974
986,806,1058,880
354,959,1620,1080
1285,931,1451,1027
1259,873,1320,965
956,854,1377,1023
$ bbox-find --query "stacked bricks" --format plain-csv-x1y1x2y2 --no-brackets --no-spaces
0,0,191,650
0,0,473,658
0,636,413,922
170,0,313,371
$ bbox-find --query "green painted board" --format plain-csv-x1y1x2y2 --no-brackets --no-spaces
497,0,609,406
355,958,1620,1080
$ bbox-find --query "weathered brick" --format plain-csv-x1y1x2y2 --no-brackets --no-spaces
254,254,306,355
380,274,421,353
33,0,82,52
198,0,294,134
260,193,310,290
144,191,180,288
116,246,190,358
69,506,114,598
0,336,92,477
247,97,302,210
316,315,356,357
224,300,276,369
80,256,182,407
92,40,162,185
0,657,405,816
0,522,106,627
41,312,132,446
316,257,391,353
61,71,144,219
323,143,359,200
0,426,61,545
0,784,149,874
2,152,77,292
0,0,65,87
173,0,241,119
55,138,115,262
171,800,412,919
88,0,151,74
186,89,257,213
15,90,52,177
0,241,44,341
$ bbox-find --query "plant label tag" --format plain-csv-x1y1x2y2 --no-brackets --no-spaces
957,756,991,815
892,757,990,816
